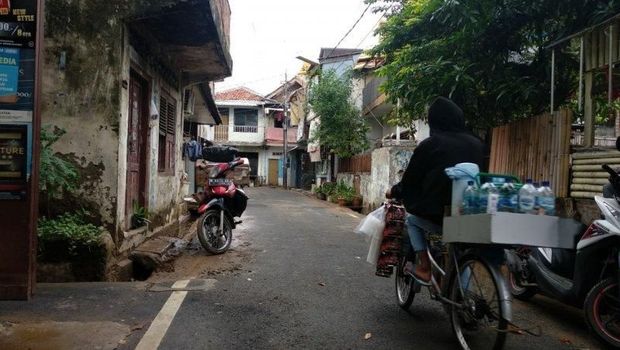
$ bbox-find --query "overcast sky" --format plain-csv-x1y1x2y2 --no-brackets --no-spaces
215,0,384,95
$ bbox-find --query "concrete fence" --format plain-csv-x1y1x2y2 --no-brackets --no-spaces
337,146,414,212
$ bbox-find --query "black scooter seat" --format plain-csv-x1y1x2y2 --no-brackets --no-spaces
527,254,574,302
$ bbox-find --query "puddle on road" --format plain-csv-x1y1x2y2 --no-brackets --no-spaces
0,321,130,350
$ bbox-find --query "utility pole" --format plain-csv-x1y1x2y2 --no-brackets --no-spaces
283,73,289,189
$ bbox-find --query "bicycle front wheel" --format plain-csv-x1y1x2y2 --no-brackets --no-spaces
449,257,508,350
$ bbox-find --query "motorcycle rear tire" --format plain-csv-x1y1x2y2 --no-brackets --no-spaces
508,271,538,301
197,209,233,255
584,278,620,348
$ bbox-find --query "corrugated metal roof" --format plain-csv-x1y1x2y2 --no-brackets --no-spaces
318,47,363,62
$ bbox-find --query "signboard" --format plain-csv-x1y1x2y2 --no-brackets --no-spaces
0,0,40,300
0,0,37,199
0,123,25,198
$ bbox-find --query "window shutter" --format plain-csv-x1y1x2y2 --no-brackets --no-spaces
159,96,168,136
158,92,177,173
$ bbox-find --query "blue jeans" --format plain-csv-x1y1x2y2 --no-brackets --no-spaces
405,214,442,252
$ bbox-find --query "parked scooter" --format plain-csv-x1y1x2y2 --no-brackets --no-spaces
184,158,248,254
506,164,620,347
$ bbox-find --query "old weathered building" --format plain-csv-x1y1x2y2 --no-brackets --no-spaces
42,0,232,252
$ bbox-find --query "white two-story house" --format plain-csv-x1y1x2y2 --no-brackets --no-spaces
209,87,297,186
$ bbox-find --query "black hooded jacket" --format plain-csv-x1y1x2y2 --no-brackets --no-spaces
391,97,483,224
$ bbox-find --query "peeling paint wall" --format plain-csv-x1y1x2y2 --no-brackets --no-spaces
42,1,191,244
42,1,127,233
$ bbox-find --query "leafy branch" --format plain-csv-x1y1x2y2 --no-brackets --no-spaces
308,70,370,158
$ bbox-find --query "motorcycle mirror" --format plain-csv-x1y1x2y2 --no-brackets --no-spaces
602,164,618,177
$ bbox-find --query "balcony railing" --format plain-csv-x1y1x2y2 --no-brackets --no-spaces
205,125,298,145
233,125,258,133
213,125,229,142
266,127,298,144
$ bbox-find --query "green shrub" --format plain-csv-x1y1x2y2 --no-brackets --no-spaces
335,181,355,201
39,126,79,216
320,182,337,197
39,126,79,196
38,211,102,262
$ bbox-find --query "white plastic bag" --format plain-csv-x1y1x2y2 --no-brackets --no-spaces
355,206,386,241
355,206,386,265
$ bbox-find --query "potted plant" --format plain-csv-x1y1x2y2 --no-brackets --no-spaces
322,182,337,202
131,202,151,229
336,181,355,207
314,186,326,200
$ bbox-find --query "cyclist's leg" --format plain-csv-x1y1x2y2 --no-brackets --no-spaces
405,215,441,282
405,214,428,253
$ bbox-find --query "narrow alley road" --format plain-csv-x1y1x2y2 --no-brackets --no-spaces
137,188,601,349
0,188,603,349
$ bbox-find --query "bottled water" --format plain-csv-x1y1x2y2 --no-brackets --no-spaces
533,182,541,213
461,181,478,215
518,179,537,214
479,182,499,214
498,180,518,213
538,181,556,216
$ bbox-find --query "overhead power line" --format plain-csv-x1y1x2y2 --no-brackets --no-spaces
323,3,373,60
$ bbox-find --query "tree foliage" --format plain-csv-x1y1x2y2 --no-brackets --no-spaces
309,70,369,157
368,0,620,128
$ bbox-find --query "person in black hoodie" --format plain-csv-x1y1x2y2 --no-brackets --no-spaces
388,97,483,283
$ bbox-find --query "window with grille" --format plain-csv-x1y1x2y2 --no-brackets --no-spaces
158,92,177,174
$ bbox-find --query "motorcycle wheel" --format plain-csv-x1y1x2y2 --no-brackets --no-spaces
585,278,620,348
508,271,538,301
197,209,232,255
395,254,416,310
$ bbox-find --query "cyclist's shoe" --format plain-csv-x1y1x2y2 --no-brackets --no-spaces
405,263,432,286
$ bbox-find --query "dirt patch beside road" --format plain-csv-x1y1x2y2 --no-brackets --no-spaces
146,218,256,284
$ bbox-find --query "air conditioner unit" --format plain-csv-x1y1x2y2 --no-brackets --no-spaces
183,89,195,116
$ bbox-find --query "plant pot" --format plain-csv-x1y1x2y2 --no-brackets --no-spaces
337,198,347,206
317,193,326,200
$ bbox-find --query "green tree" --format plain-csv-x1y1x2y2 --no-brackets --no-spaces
309,69,369,157
368,0,620,128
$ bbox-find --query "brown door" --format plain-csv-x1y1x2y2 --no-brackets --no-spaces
126,71,149,228
268,159,279,186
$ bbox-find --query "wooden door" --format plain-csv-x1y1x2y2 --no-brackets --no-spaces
126,72,149,228
268,159,279,186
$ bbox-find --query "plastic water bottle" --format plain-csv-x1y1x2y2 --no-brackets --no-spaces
498,180,518,213
461,181,478,215
538,181,556,216
479,182,499,214
518,179,537,214
533,182,541,213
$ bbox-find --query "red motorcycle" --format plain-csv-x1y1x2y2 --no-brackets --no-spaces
186,158,248,254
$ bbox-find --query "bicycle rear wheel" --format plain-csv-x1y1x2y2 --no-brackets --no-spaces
395,254,416,309
449,257,508,350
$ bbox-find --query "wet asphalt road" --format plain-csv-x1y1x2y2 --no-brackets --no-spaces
153,188,600,349
0,188,603,349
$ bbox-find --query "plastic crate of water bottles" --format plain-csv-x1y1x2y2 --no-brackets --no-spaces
443,173,582,249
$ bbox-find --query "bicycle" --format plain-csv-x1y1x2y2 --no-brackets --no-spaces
394,213,513,350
